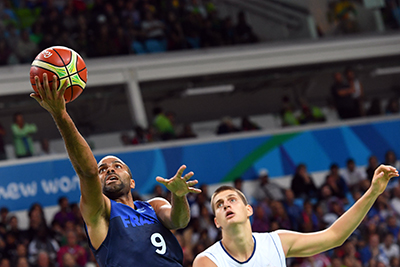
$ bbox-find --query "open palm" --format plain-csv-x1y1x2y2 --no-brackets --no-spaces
156,165,201,197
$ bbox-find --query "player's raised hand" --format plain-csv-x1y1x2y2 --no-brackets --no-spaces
156,165,202,197
370,164,398,195
30,73,68,115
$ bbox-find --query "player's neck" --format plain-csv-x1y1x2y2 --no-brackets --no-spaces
116,194,136,209
221,222,254,262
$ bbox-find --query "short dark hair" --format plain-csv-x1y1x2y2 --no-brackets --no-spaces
210,185,248,214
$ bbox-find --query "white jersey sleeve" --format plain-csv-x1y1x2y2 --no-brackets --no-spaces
197,232,286,267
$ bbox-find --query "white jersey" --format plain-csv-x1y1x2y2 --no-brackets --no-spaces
198,232,286,267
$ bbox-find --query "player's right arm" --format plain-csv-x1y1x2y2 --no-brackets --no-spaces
277,164,398,258
193,255,217,267
31,74,109,246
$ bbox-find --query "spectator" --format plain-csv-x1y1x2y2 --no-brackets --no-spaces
11,112,38,158
36,250,55,267
330,71,358,119
131,125,152,144
57,230,87,267
299,253,331,267
366,155,380,182
151,184,167,199
360,233,389,266
385,97,400,115
220,16,235,45
291,163,318,200
14,243,28,266
3,232,18,262
384,0,400,29
7,215,24,244
323,163,349,201
62,252,81,267
165,11,187,51
252,168,285,203
38,138,56,156
298,98,326,124
216,116,240,135
386,215,400,240
345,67,364,117
240,116,260,131
234,11,258,44
141,11,167,52
384,150,400,170
27,226,59,266
280,95,300,127
331,0,359,34
52,196,76,229
341,158,367,192
0,207,9,234
282,189,303,231
200,17,223,47
251,205,270,232
367,97,383,116
0,258,11,267
270,200,292,230
391,185,400,216
152,107,176,140
15,29,39,64
178,123,197,139
0,39,12,66
299,199,319,232
15,257,29,267
380,232,400,260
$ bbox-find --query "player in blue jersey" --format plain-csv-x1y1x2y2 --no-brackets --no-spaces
193,165,398,267
31,74,202,267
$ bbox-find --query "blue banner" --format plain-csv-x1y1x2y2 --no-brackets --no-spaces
1,118,399,211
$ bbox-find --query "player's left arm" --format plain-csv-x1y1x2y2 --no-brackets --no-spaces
277,164,398,258
149,165,201,229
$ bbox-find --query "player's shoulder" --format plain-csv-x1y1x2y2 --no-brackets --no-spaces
193,253,218,267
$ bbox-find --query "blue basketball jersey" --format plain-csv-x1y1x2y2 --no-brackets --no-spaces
85,200,183,267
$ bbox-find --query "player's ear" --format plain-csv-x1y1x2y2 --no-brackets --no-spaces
214,217,221,229
130,179,135,189
246,204,253,218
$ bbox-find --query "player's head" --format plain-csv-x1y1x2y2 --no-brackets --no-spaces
98,155,135,200
211,185,248,214
211,185,252,229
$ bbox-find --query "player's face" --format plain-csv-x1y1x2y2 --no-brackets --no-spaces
213,190,252,229
98,156,134,200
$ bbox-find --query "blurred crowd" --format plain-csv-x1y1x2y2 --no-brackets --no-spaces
0,0,259,66
1,149,400,267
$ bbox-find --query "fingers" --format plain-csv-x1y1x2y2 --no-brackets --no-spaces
175,165,187,178
183,171,194,181
155,176,167,185
30,93,42,103
59,78,69,95
188,187,202,194
34,75,45,98
51,75,58,91
186,180,198,187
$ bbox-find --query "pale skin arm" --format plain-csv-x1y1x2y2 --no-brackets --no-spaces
149,165,201,229
193,255,217,267
277,164,398,258
30,74,109,241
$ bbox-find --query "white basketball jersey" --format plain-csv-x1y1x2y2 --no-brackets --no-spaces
198,232,286,267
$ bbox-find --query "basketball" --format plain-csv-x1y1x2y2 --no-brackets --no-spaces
30,46,88,103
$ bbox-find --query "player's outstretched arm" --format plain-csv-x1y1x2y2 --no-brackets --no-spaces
30,74,105,221
149,165,202,229
277,164,398,258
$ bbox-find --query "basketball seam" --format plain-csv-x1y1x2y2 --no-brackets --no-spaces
53,48,73,102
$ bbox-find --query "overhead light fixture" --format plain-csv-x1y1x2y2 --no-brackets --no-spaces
182,85,234,96
371,66,400,76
